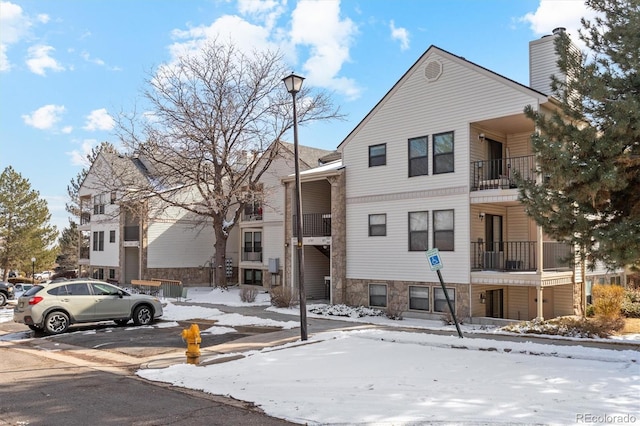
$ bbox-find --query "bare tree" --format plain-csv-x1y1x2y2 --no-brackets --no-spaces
108,40,342,287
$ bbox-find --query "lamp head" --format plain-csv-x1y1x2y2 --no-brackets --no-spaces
282,73,305,94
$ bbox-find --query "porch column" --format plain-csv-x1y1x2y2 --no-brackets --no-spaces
536,224,543,273
536,285,544,320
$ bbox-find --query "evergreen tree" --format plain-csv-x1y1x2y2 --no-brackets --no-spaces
56,220,79,270
0,166,58,280
520,0,640,270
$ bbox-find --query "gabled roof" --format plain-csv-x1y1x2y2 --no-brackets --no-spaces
337,45,551,150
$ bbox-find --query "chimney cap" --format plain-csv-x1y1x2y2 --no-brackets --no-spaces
552,27,566,35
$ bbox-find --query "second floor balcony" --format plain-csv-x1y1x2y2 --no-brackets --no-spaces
293,213,332,237
471,241,573,272
124,225,140,242
471,155,535,191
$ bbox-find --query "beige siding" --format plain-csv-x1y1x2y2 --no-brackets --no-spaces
304,246,330,299
301,180,331,213
147,221,217,268
506,207,531,241
553,284,574,316
507,286,530,321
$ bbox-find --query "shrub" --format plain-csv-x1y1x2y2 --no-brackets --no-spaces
385,303,404,320
502,316,624,338
269,285,299,308
592,284,625,319
239,287,258,303
585,304,595,317
622,289,640,318
441,311,463,326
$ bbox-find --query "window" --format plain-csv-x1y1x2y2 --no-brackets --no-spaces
610,276,621,285
109,269,116,280
409,136,428,177
93,194,105,214
109,230,116,243
409,211,429,251
244,269,263,285
92,268,104,280
433,210,454,251
369,284,387,307
434,287,455,313
92,231,104,251
110,192,116,204
243,231,262,261
369,214,386,236
369,144,386,167
68,283,91,295
433,131,454,174
409,286,430,311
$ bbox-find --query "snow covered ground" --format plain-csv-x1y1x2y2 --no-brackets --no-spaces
2,287,639,425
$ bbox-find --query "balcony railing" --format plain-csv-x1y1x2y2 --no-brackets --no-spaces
471,155,535,191
124,225,140,241
242,250,263,262
293,213,331,237
243,205,263,221
471,241,573,272
80,212,91,225
79,247,90,260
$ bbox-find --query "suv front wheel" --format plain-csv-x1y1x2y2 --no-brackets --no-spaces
133,305,153,326
44,311,70,334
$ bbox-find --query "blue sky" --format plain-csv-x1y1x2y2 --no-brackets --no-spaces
0,0,594,236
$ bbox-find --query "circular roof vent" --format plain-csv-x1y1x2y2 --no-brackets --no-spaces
424,60,443,82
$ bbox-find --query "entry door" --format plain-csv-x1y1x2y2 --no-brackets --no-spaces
486,289,504,318
485,214,504,266
487,139,503,179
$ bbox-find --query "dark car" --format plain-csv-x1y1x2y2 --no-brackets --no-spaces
0,281,15,306
50,270,78,280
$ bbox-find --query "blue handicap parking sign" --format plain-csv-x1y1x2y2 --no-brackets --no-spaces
425,248,443,271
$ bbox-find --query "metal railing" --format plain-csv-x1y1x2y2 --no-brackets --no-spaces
242,250,263,262
471,155,535,191
293,213,332,237
79,247,90,260
470,240,573,271
124,225,139,241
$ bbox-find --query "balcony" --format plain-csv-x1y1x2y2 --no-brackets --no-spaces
471,155,535,191
471,241,573,272
124,225,140,241
80,212,91,225
243,205,263,221
242,250,262,262
293,213,331,237
79,247,90,260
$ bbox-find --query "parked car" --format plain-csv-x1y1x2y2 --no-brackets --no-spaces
0,281,15,306
34,271,52,281
13,279,163,334
14,283,34,297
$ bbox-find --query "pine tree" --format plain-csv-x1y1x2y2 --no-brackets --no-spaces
56,220,79,270
0,166,58,280
520,0,640,270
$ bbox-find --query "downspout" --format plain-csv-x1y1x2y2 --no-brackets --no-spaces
534,99,544,320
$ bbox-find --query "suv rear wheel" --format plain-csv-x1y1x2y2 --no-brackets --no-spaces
44,311,70,334
0,292,6,306
132,305,153,326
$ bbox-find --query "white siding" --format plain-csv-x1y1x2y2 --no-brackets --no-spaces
147,221,216,268
529,35,561,95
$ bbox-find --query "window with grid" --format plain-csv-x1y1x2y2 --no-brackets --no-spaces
369,284,387,307
409,286,430,311
433,131,454,174
93,193,105,214
109,269,116,280
409,211,428,251
109,230,116,243
409,136,428,177
92,268,104,280
243,269,263,285
369,144,386,167
434,287,455,313
369,214,386,236
243,231,262,261
433,210,454,251
92,231,104,251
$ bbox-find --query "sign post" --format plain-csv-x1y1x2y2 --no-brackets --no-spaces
425,248,463,338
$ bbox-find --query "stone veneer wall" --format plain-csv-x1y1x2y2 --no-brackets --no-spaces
145,267,226,286
328,173,347,304
345,278,471,321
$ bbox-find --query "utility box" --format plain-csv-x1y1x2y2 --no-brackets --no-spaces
268,258,280,274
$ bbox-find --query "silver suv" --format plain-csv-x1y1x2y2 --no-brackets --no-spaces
13,279,163,335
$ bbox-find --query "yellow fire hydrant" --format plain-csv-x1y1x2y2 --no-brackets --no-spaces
181,323,201,365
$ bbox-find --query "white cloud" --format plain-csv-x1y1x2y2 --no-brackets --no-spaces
390,20,409,51
36,13,49,24
83,108,115,131
22,104,66,130
26,44,65,75
520,0,598,49
0,1,31,71
290,0,360,99
81,51,105,66
61,125,73,134
67,139,98,167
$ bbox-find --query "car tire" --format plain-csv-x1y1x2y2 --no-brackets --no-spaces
0,292,6,307
132,305,153,326
44,311,70,335
114,319,129,326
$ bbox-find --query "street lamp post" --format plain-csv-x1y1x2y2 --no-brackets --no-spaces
282,72,308,341
31,257,36,283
